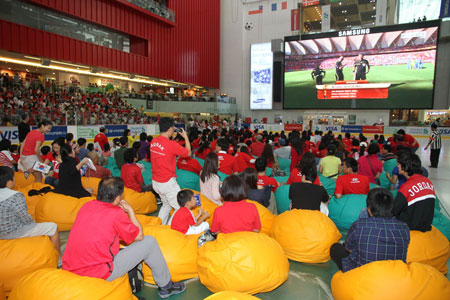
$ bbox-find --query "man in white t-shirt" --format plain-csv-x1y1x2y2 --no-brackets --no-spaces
274,138,291,160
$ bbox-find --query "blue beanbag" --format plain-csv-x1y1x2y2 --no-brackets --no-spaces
329,194,367,230
175,169,200,191
195,158,205,167
277,157,291,171
274,185,290,214
318,174,336,196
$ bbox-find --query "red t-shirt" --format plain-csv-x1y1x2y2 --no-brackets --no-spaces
210,139,218,151
171,207,195,234
46,152,60,179
217,151,238,175
234,152,255,173
150,135,189,183
358,155,383,184
195,148,211,160
94,133,109,151
177,156,203,175
62,200,139,279
257,175,279,192
249,141,265,157
401,134,419,149
121,163,144,192
211,200,261,233
22,130,45,156
335,174,370,196
286,167,321,185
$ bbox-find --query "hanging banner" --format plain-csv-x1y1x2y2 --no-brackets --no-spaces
321,5,331,32
302,0,319,7
441,0,450,18
284,124,303,132
362,126,384,134
291,8,300,31
375,0,387,26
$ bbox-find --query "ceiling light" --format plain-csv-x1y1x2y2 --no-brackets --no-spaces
24,56,41,61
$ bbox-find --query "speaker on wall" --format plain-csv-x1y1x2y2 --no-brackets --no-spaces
41,59,51,66
272,51,284,103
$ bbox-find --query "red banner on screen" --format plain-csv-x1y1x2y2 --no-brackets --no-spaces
317,82,390,100
284,124,302,131
302,0,320,7
362,126,384,134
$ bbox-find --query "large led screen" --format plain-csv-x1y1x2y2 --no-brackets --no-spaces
284,21,439,109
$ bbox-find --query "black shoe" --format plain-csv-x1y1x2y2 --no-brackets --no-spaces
158,281,186,298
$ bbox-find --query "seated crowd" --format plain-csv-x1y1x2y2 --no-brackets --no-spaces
0,116,444,297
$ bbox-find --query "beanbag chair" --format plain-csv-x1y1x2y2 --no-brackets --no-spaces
433,210,450,241
0,282,5,300
14,171,36,188
191,191,219,226
318,174,336,196
218,171,228,182
176,169,201,191
35,193,93,231
8,269,136,300
197,232,289,294
141,225,199,284
123,187,157,214
195,157,205,167
246,200,274,236
271,209,342,263
0,236,58,295
407,226,450,274
383,158,397,175
136,214,162,226
277,157,291,172
139,161,152,185
14,182,52,219
204,291,260,300
274,184,290,214
81,177,102,195
329,194,367,230
378,171,392,189
104,157,121,177
331,261,450,300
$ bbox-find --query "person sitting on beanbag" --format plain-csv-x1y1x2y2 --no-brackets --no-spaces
210,175,261,234
334,157,370,198
171,189,210,235
330,188,410,272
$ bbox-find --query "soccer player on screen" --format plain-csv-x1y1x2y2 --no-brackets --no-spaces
311,65,326,85
353,54,370,80
335,56,345,81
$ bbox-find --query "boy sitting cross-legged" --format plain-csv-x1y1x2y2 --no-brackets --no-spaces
171,190,210,235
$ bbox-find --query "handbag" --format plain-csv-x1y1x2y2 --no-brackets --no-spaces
367,156,381,185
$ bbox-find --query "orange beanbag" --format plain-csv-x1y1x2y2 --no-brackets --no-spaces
407,226,450,274
197,232,289,294
14,182,51,219
123,188,157,214
331,260,450,300
271,209,342,263
203,291,261,300
8,269,136,300
246,200,274,236
81,177,102,195
35,193,93,231
0,282,6,300
136,214,162,226
14,171,36,188
0,236,58,296
191,190,219,226
141,225,199,284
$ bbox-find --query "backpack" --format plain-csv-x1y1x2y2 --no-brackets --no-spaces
128,262,144,293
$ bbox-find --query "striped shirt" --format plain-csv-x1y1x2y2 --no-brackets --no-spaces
430,129,441,150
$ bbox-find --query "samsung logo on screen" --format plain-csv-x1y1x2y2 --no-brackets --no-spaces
338,28,370,37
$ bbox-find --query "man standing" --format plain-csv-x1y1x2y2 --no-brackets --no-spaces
425,123,441,168
353,54,370,80
63,177,185,298
18,114,30,145
151,118,191,225
335,56,345,81
94,127,109,151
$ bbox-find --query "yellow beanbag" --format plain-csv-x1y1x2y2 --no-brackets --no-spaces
0,236,58,296
197,232,289,294
81,177,102,195
141,225,199,284
35,193,93,231
0,282,6,300
246,200,274,236
331,260,450,300
14,171,36,188
204,291,261,299
123,188,157,214
136,214,162,226
407,226,450,274
271,209,342,263
191,190,219,226
14,182,51,219
8,268,136,300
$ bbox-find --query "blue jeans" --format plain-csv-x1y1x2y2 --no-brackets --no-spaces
45,177,59,187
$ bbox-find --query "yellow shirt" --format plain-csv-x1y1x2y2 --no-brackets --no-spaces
320,155,341,178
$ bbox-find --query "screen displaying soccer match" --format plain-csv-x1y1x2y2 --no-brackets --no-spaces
284,21,439,109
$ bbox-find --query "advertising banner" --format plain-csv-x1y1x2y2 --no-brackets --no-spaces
341,125,363,133
128,125,148,137
0,126,19,144
284,124,303,131
291,8,300,31
250,124,284,132
302,0,319,7
77,126,99,140
250,43,273,110
362,126,384,134
441,0,450,18
384,127,402,135
375,0,387,26
322,125,341,133
321,5,331,32
407,127,429,136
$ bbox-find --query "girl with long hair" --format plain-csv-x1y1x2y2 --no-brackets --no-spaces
199,152,222,206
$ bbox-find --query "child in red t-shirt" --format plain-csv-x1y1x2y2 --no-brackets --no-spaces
121,148,152,193
171,190,210,235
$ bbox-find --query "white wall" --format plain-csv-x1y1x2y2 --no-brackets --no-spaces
220,1,450,123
